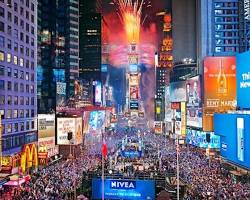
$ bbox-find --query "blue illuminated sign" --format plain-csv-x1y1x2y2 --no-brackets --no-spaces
129,64,138,72
92,179,155,200
120,150,142,158
236,50,250,109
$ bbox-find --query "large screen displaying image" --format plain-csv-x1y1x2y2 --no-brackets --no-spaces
92,179,155,200
186,76,202,128
186,129,220,149
170,81,187,102
95,81,102,105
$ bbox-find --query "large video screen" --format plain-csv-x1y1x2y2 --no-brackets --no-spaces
92,179,155,200
170,81,187,102
88,111,106,134
186,129,220,149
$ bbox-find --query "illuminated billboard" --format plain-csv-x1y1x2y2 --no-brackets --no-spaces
203,57,236,131
181,102,186,136
236,50,250,109
214,113,250,169
165,86,173,122
186,76,202,128
186,129,220,149
92,179,155,200
129,74,139,86
57,117,82,145
129,64,138,72
88,111,106,134
95,81,102,105
130,86,139,100
154,121,163,134
128,54,139,64
38,114,55,153
170,81,187,102
130,101,139,110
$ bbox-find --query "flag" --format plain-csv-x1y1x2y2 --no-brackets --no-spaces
101,139,108,157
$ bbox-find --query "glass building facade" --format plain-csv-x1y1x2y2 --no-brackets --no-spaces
213,0,239,55
0,0,38,155
37,0,79,113
239,0,250,52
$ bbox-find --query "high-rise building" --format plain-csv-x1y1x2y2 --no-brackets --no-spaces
37,0,79,113
79,0,102,82
0,0,38,159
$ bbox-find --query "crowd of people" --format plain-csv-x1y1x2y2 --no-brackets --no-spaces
1,122,249,199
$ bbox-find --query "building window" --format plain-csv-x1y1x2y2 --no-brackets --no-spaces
31,121,34,129
7,53,11,63
31,38,34,46
13,69,18,78
0,109,4,119
7,109,11,118
25,96,29,105
25,11,29,20
31,3,34,11
14,42,18,51
26,122,29,130
14,123,18,132
26,85,29,93
31,109,34,117
14,2,18,11
25,35,29,44
7,12,11,21
30,85,34,93
0,22,4,32
7,81,11,90
14,96,18,105
0,65,4,75
14,82,18,91
20,96,24,105
20,83,24,92
31,61,34,69
31,15,34,23
7,39,11,49
31,97,34,105
20,7,24,16
20,71,24,79
20,19,24,29
20,32,24,41
7,26,11,35
0,80,4,90
25,60,29,68
0,36,4,48
0,95,4,105
19,58,23,67
31,50,34,58
25,109,29,117
13,109,18,118
31,26,34,34
19,110,24,118
31,73,34,81
20,45,24,54
26,23,29,32
25,48,29,56
20,122,24,131
7,95,12,105
14,56,18,65
7,124,12,133
0,51,4,61
25,72,29,80
14,16,18,25
14,29,18,39
0,7,4,18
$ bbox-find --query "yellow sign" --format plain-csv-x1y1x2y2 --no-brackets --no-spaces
181,102,186,136
21,144,38,173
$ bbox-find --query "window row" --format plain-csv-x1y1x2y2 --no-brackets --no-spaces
0,66,35,81
0,95,35,106
0,51,35,67
0,80,35,93
0,109,35,119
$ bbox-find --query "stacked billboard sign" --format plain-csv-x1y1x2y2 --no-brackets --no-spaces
203,57,236,131
129,74,139,110
57,117,83,145
38,114,56,158
236,50,250,109
92,179,155,200
186,76,202,128
214,113,250,169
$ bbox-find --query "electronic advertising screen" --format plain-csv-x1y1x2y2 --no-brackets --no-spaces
129,64,138,72
95,81,102,105
130,86,139,100
186,76,202,128
170,81,187,102
203,57,236,131
120,150,142,158
214,113,250,169
236,50,250,109
129,74,139,86
92,179,155,200
130,101,139,110
186,129,220,149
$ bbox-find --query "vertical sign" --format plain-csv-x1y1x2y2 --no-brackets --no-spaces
181,102,186,136
237,118,244,162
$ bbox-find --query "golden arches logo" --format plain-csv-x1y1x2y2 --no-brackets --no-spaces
20,144,38,173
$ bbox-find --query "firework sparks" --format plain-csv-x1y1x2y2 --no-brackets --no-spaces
113,0,143,44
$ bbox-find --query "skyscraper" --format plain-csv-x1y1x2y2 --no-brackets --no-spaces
79,0,102,82
0,0,38,160
239,0,250,52
37,0,79,113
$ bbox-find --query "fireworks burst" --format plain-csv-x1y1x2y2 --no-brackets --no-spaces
113,0,144,44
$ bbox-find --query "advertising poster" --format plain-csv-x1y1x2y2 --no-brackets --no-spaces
130,101,139,110
128,54,139,64
130,86,139,100
186,76,202,128
129,64,138,72
170,81,187,102
181,102,186,136
56,82,66,110
165,86,173,122
236,50,250,109
95,81,102,105
186,129,220,149
92,179,155,200
237,118,244,162
38,114,56,152
129,74,139,86
203,57,236,131
57,117,82,145
154,121,163,134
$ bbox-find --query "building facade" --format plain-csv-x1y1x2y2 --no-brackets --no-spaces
239,0,250,52
37,0,79,113
0,0,38,157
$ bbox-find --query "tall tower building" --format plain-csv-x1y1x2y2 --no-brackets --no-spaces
79,0,102,82
239,0,250,52
37,0,79,113
0,0,38,159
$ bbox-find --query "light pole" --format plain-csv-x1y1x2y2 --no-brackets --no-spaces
176,134,180,200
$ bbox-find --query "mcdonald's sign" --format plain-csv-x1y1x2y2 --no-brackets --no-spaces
20,144,38,173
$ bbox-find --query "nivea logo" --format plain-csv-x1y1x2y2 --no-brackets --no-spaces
222,143,227,150
110,180,136,189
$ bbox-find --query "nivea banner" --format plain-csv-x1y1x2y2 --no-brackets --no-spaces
92,179,155,200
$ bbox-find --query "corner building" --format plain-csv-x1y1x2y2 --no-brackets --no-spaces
0,0,38,167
